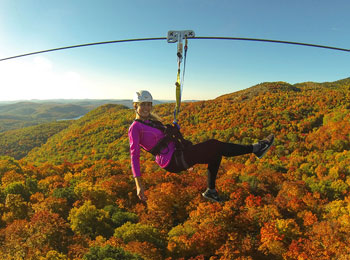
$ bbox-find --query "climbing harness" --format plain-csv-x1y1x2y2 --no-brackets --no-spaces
167,30,195,127
134,119,193,155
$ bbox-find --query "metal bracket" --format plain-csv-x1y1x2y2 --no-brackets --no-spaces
167,30,195,43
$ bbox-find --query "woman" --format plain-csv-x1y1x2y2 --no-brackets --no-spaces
128,90,274,203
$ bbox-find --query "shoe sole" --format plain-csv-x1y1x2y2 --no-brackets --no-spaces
202,192,223,203
257,135,275,159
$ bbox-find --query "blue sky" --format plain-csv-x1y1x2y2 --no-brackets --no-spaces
0,0,349,101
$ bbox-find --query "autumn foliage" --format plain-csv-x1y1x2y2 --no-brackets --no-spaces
1,78,350,259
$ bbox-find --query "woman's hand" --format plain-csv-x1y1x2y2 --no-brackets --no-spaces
137,185,148,201
135,176,147,201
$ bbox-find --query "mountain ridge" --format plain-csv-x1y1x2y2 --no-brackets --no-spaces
23,77,350,165
0,99,176,132
1,77,349,162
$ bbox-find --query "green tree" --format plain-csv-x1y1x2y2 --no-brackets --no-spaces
4,181,30,200
52,186,77,205
3,193,28,221
39,250,68,260
114,222,165,249
68,200,112,239
83,245,142,260
103,205,138,228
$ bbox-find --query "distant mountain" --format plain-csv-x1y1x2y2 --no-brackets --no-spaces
216,77,350,102
0,102,89,119
24,77,350,165
0,99,176,132
0,99,174,108
0,102,87,132
25,104,134,164
2,77,349,162
216,81,300,103
0,121,71,159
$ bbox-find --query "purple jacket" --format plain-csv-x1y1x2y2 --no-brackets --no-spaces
128,120,176,178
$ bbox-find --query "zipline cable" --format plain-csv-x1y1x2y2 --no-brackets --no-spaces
0,37,166,62
193,36,350,53
1,36,350,62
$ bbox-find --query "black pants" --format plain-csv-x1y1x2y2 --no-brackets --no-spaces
165,139,253,189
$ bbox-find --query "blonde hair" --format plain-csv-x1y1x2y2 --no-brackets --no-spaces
133,102,162,122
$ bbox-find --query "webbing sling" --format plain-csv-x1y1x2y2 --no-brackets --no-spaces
167,30,195,127
173,36,188,127
134,119,192,155
134,119,169,155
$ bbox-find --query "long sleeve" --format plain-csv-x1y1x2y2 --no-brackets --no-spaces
128,123,141,178
128,120,176,178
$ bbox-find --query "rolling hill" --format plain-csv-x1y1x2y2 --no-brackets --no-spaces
24,78,350,166
0,121,71,159
0,99,174,132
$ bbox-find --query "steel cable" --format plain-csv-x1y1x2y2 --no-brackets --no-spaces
1,36,349,62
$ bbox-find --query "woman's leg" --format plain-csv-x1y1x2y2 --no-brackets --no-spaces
182,139,253,189
165,136,273,202
206,155,221,190
183,139,253,166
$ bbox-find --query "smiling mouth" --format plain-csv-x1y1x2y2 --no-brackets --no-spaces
140,111,150,117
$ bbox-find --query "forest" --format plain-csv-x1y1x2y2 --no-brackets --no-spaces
0,78,350,260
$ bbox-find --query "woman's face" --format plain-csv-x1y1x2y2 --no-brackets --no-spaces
136,102,152,119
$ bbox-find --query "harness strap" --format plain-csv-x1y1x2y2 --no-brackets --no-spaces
134,119,192,156
182,37,188,87
134,119,164,131
149,136,171,156
173,36,189,126
134,119,171,155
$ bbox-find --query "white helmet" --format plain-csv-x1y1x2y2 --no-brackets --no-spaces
133,90,153,103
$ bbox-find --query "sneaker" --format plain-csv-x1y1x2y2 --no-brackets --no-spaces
202,188,223,203
254,134,275,159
